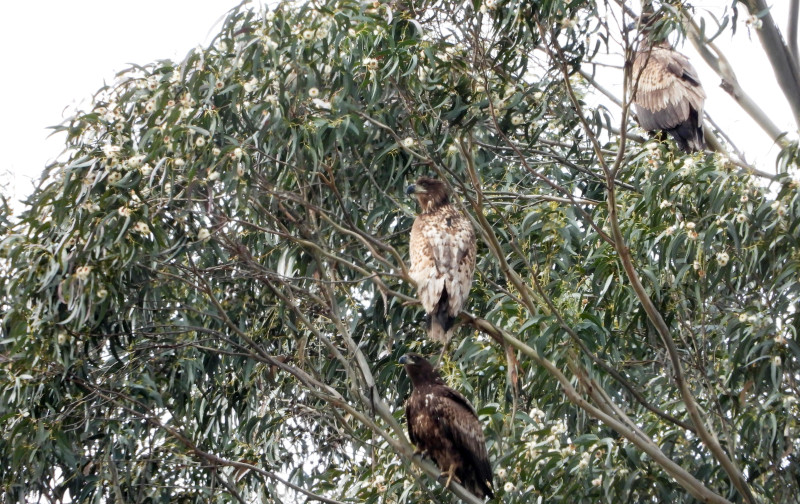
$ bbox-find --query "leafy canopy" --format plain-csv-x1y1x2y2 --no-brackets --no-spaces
2,0,800,503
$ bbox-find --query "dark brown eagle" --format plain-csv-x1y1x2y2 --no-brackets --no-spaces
399,353,494,499
406,177,476,344
632,39,707,153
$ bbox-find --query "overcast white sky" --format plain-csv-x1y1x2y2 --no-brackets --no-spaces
0,1,795,211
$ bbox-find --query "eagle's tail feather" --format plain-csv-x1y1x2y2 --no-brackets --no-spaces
476,466,495,499
668,110,705,153
426,289,456,344
460,467,494,499
466,479,494,500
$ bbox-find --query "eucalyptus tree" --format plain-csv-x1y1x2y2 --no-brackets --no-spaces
2,0,799,503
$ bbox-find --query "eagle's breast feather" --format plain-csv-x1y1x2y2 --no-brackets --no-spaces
409,204,476,317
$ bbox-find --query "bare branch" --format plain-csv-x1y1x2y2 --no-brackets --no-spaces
681,13,791,146
789,0,800,67
740,0,800,128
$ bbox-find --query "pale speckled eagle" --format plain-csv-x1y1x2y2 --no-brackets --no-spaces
406,177,476,344
399,353,494,499
632,39,707,153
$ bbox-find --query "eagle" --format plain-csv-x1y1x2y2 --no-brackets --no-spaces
399,353,494,499
406,177,476,344
631,38,707,153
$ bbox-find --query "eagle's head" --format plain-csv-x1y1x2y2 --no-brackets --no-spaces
627,12,670,45
399,353,444,386
626,13,653,32
398,353,427,366
405,177,450,213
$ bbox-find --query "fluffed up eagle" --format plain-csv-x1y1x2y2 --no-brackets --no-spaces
631,35,707,153
406,177,476,344
399,353,494,499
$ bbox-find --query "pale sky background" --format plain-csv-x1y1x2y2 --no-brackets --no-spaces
0,1,796,212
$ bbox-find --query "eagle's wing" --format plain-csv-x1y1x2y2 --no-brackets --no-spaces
405,392,421,447
409,214,444,314
633,46,705,132
430,386,493,488
430,387,487,461
667,52,701,87
409,207,476,317
666,51,705,116
441,210,476,318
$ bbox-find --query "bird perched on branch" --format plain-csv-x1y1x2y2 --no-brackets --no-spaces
399,353,494,499
630,19,707,153
406,176,476,344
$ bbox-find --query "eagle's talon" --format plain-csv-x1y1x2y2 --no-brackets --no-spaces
439,466,461,489
412,448,429,460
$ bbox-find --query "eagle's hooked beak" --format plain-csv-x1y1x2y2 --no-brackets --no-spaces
398,354,411,365
405,184,417,195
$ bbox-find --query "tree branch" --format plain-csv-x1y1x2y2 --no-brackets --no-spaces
205,227,483,504
70,376,351,504
740,0,800,128
789,0,800,67
464,315,734,504
681,13,790,146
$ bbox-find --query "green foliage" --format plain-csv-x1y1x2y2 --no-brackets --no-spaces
2,0,800,503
